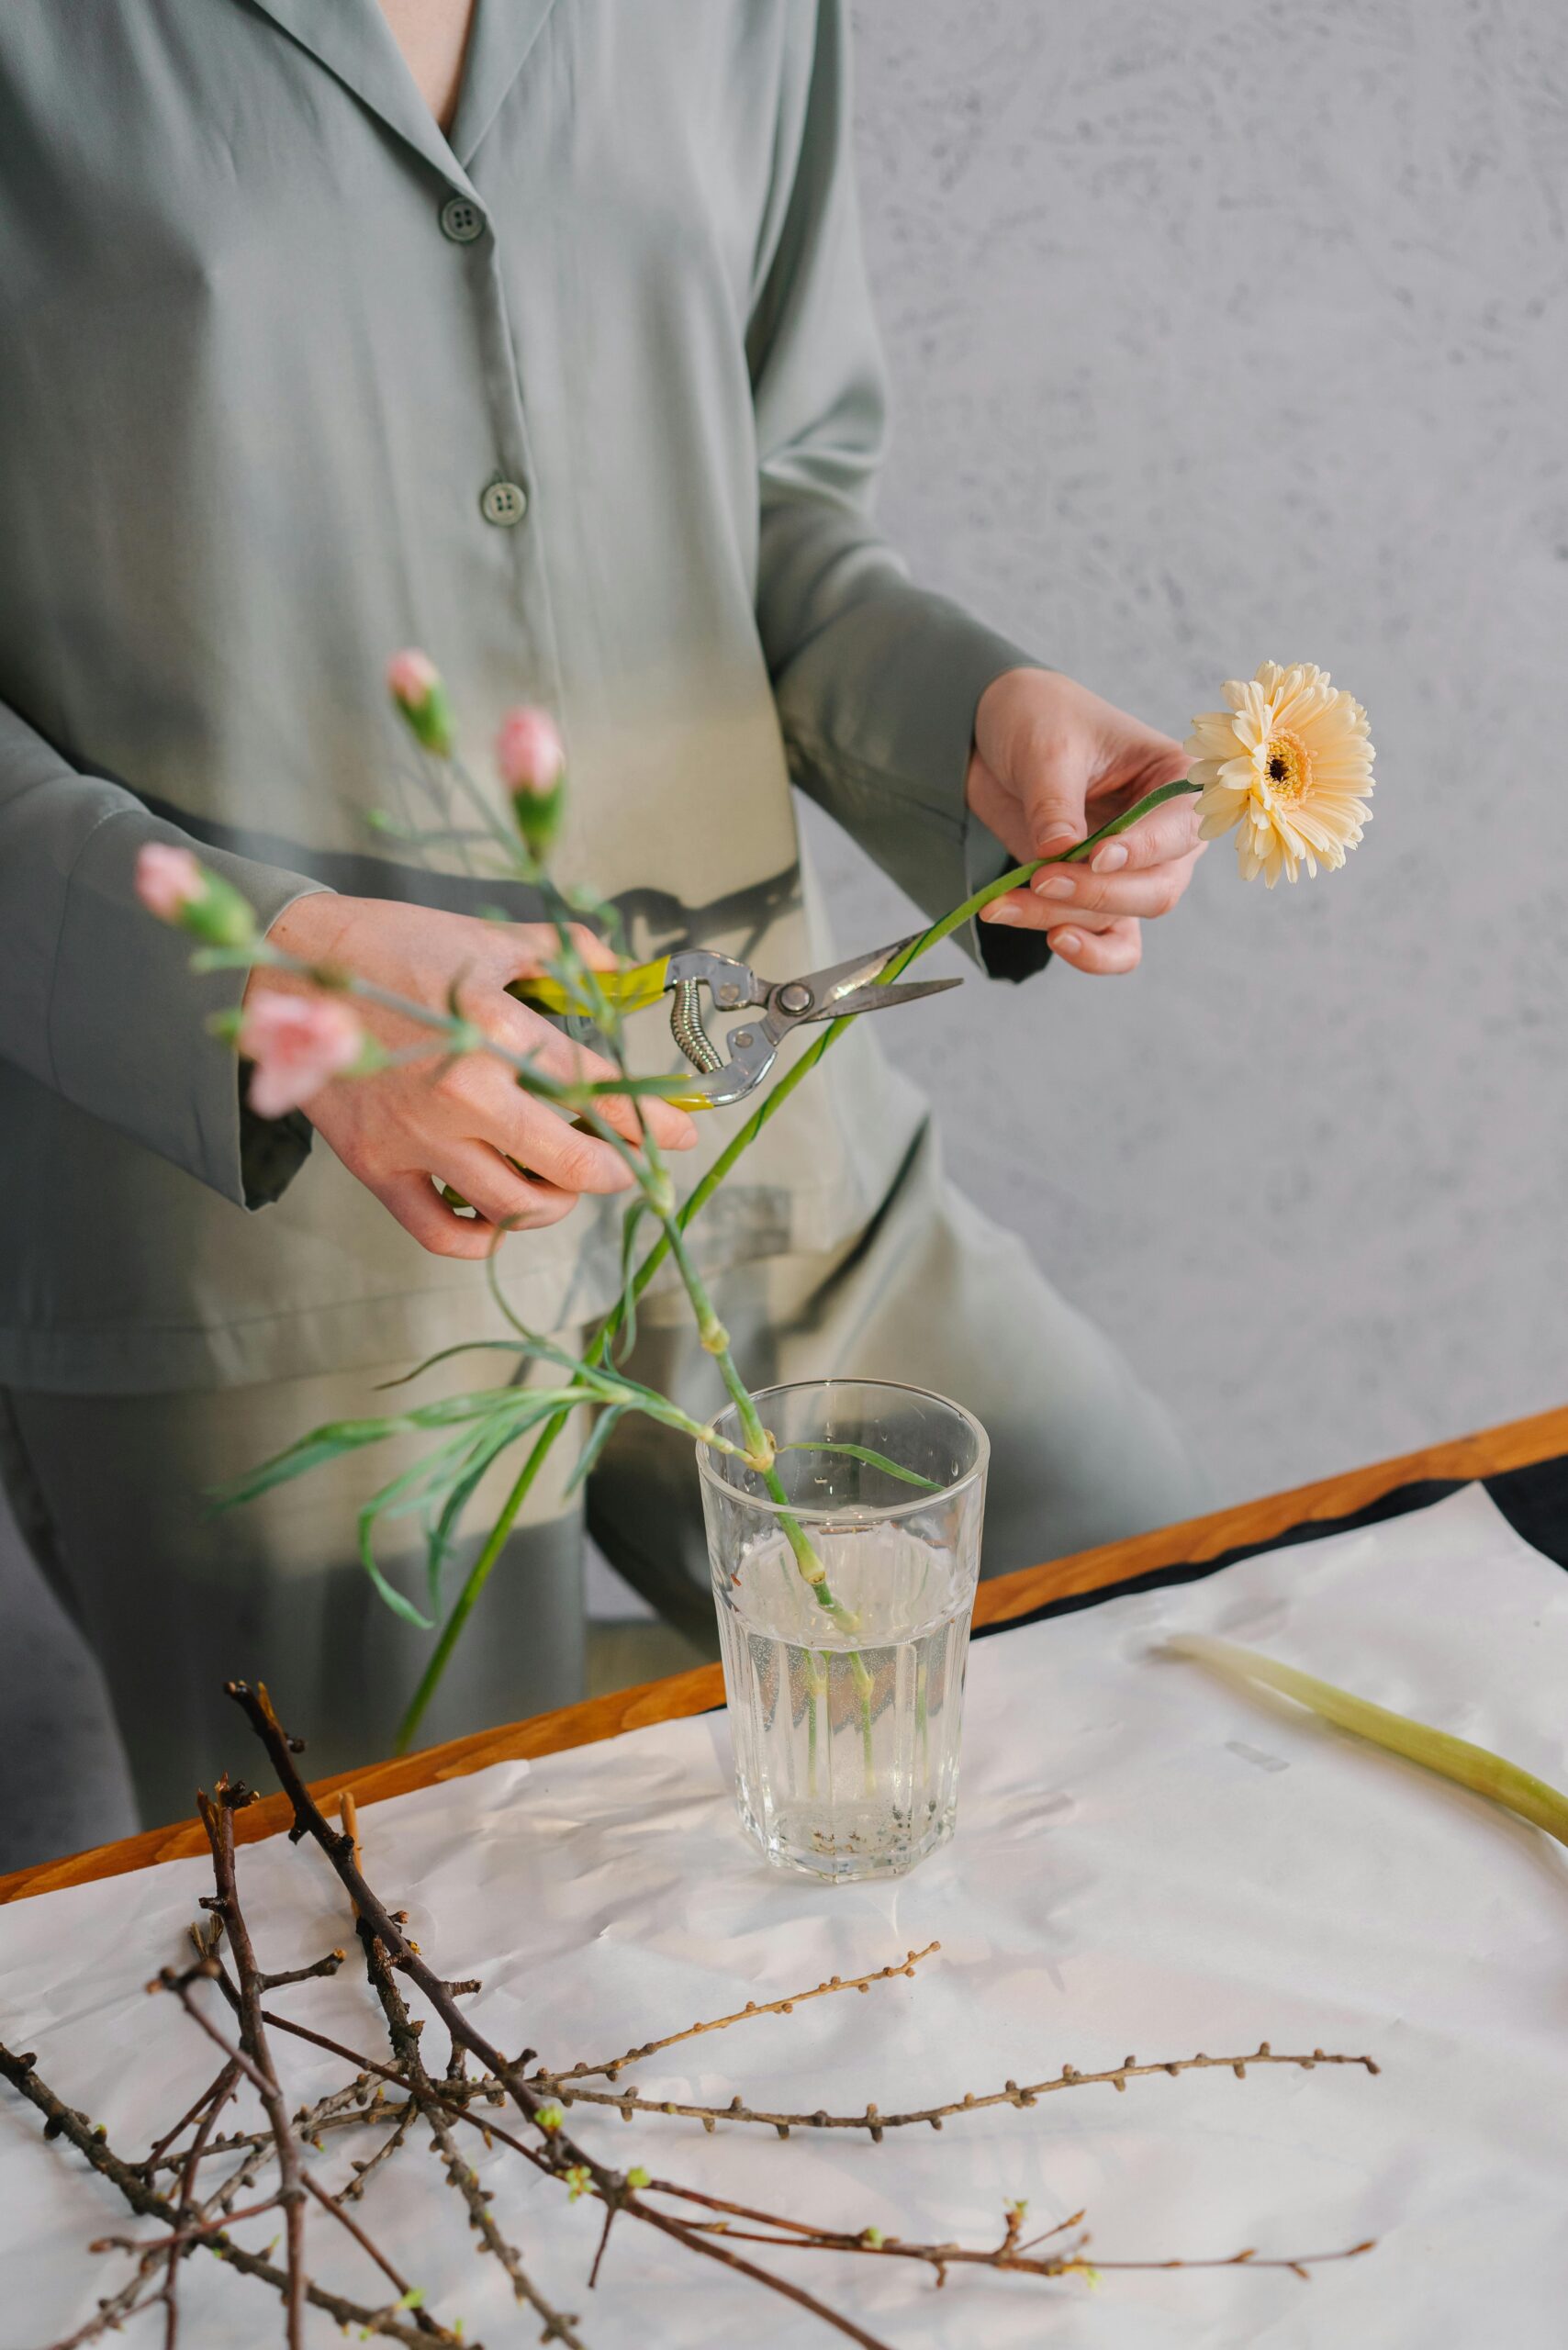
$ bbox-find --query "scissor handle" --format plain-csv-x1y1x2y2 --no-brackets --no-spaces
505,952,778,1111
507,956,671,1018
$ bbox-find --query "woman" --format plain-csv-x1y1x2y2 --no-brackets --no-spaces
0,0,1207,1825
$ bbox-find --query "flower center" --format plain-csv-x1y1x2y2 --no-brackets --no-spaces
1261,732,1310,800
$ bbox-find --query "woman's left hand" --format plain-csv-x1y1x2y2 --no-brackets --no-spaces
967,667,1205,974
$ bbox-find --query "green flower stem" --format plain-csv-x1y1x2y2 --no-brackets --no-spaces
398,1407,571,1748
396,777,1196,1749
636,1131,857,1628
478,1241,746,1457
1168,1633,1568,1847
619,778,1201,1313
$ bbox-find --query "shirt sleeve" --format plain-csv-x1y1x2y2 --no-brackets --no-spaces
0,695,330,1207
748,0,1049,981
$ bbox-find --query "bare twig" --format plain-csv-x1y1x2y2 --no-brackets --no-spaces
339,2096,419,2202
140,2057,234,2177
0,2043,461,2348
648,2177,1376,2284
148,2071,386,2177
360,1917,584,2346
190,1781,308,2348
228,1679,895,2350
4,1685,1383,2350
164,1942,448,2339
548,2041,1381,2139
163,2053,240,2346
541,1944,942,2087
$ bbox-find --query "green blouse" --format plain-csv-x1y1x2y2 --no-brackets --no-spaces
0,0,1039,1393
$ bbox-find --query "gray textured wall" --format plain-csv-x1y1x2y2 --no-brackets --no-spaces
819,0,1568,1502
3,2,1564,1863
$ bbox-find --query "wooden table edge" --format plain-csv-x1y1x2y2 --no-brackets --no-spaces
6,1400,1564,1908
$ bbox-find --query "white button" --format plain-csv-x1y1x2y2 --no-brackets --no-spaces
480,479,528,527
440,195,485,243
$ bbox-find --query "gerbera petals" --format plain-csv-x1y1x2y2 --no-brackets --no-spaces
1189,660,1374,886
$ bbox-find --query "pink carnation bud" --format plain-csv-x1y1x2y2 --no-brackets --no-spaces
240,991,364,1120
386,648,454,754
386,648,440,709
495,707,566,796
135,843,206,923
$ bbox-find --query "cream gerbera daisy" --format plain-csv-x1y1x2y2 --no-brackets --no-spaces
1185,661,1374,886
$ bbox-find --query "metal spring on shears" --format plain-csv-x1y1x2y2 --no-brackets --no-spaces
670,978,725,1074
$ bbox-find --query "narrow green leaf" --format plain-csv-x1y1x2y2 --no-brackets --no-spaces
401,1385,586,1431
563,1403,627,1499
374,1341,530,1392
424,1420,531,1616
210,1417,416,1510
371,1441,493,1528
773,1440,943,1491
356,1500,436,1630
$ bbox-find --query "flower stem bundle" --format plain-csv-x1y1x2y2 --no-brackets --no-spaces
1167,1633,1568,1848
135,653,1375,1752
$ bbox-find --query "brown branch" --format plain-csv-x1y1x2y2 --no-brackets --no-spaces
338,2095,418,2202
241,1924,1379,2317
258,1951,347,1993
243,1947,924,2350
163,2053,240,2347
95,2193,283,2258
0,2042,462,2348
192,1781,308,2349
159,1965,448,2327
147,2072,387,2177
161,1967,448,2342
643,2181,1374,2286
141,2056,234,2176
359,1919,584,2346
9,1684,1384,2350
541,1944,942,2087
55,2137,277,2350
544,2041,1380,2139
587,2201,618,2291
229,1679,896,2350
227,1689,579,2153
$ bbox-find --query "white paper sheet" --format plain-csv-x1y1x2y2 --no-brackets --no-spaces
4,1484,1566,2347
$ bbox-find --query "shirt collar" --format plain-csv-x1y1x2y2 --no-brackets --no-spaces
241,0,559,185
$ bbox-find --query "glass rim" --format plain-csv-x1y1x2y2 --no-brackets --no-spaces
694,1375,990,1526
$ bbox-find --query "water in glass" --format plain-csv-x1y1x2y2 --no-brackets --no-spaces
715,1518,972,1878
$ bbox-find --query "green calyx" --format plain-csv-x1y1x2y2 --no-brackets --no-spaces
398,681,455,757
181,869,259,951
510,780,565,857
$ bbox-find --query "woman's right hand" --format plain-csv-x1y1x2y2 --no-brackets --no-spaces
248,894,699,1259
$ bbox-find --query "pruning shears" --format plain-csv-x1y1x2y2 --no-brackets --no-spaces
510,934,960,1108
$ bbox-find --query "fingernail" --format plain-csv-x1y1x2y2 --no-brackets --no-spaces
1091,842,1129,873
1034,874,1075,901
1048,929,1083,955
982,901,1022,925
1037,824,1080,855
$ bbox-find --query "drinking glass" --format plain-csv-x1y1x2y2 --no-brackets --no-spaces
697,1379,988,1881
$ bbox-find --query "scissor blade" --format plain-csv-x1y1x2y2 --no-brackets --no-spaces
797,974,962,1024
782,931,932,1007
